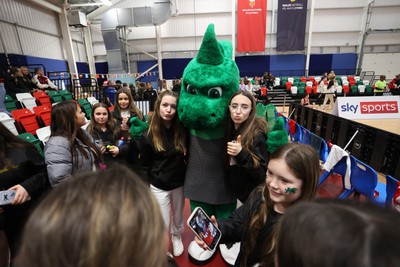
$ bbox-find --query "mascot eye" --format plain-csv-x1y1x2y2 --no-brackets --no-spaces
186,85,197,95
208,87,222,98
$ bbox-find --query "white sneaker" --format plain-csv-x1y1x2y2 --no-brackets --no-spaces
171,234,184,257
219,242,240,266
188,240,216,265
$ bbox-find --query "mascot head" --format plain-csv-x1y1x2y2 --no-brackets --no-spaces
178,24,239,130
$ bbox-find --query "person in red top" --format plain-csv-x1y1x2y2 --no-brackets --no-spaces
32,67,58,91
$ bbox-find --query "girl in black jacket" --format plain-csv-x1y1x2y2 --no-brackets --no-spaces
196,143,320,267
87,103,129,167
139,91,187,257
226,90,268,203
0,122,50,263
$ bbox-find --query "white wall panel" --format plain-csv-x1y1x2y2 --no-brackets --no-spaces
312,9,363,32
160,16,196,37
369,6,400,29
177,0,195,13
18,27,64,60
311,32,361,47
0,22,21,54
314,0,369,9
365,33,400,46
190,14,232,36
363,53,400,78
75,42,87,62
191,0,231,13
160,37,196,52
0,0,60,35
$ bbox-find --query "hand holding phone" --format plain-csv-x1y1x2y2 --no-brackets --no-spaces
0,190,16,205
187,207,222,251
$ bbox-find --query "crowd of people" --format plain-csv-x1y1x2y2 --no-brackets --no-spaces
1,69,399,267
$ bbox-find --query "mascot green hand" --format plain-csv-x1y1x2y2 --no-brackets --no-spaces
129,117,148,141
267,117,289,153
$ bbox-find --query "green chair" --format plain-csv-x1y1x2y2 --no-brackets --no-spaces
47,91,63,103
18,132,44,157
4,95,18,112
78,98,92,119
365,85,373,93
59,90,74,100
351,85,358,94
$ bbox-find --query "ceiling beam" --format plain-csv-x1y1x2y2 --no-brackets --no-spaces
30,0,62,14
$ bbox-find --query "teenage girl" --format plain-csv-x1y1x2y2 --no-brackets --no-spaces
0,122,49,263
195,143,320,267
226,91,268,203
45,101,102,187
112,88,144,137
139,91,187,257
87,103,129,166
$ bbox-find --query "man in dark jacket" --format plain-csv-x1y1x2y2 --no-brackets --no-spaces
143,82,158,111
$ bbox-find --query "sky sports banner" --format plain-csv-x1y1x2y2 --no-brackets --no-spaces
237,0,267,52
333,96,400,120
276,0,308,51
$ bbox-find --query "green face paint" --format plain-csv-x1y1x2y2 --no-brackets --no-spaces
285,187,297,194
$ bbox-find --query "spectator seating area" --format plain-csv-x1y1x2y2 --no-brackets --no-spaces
0,89,101,157
280,112,399,208
281,75,377,97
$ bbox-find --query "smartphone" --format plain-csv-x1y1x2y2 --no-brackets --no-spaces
0,190,16,205
187,207,222,251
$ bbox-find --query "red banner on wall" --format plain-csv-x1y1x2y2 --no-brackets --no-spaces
237,0,267,52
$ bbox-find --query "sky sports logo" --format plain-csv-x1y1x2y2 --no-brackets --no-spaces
341,101,399,114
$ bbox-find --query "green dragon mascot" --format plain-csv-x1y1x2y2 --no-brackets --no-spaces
178,24,239,264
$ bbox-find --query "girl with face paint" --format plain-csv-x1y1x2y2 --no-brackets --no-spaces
195,143,320,267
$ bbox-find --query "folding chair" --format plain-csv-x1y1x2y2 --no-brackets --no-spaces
289,122,303,143
299,125,310,145
319,145,351,187
0,113,19,135
18,132,44,157
87,96,99,106
33,105,52,126
33,91,52,108
78,98,92,119
36,126,51,146
47,91,63,104
11,109,40,135
59,90,74,101
338,156,378,200
4,94,19,112
372,175,399,208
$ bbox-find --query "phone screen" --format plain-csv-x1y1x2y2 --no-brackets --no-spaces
187,207,221,250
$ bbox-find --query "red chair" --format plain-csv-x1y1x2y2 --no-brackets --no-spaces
300,77,307,82
33,91,52,108
342,85,350,94
286,82,292,90
305,86,312,94
33,106,52,126
312,85,318,94
11,109,40,135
